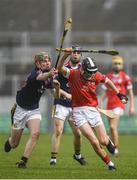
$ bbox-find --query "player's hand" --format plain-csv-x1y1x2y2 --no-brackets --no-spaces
49,68,58,77
62,92,72,101
53,80,60,89
64,48,72,55
117,93,128,104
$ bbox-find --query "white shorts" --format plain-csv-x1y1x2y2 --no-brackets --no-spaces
73,106,103,128
53,104,73,121
111,107,124,116
13,105,41,129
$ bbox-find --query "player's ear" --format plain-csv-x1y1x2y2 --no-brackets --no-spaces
35,60,41,68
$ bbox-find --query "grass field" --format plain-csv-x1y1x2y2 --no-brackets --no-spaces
0,134,137,179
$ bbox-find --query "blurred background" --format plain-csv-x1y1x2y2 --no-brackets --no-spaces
0,0,137,134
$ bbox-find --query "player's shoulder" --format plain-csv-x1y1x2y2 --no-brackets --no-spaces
64,61,71,68
120,70,127,75
65,61,81,69
95,71,105,77
32,67,42,75
27,67,40,79
120,71,131,79
94,71,106,82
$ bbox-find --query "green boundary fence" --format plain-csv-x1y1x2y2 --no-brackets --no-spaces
0,113,137,134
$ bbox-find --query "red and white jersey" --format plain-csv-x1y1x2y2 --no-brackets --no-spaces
68,69,107,107
103,71,132,109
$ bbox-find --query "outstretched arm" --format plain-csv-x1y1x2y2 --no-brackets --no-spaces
60,89,72,100
106,78,128,104
52,80,60,99
106,78,119,94
36,68,58,81
57,48,72,76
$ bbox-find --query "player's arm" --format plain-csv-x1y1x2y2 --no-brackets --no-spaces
127,88,135,115
106,78,119,94
125,76,135,115
60,89,72,100
57,48,72,77
52,80,60,99
36,68,58,81
105,78,128,104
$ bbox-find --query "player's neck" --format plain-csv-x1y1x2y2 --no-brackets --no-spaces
113,70,122,77
70,61,78,68
113,70,122,75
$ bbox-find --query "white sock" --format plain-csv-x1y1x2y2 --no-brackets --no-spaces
108,161,114,166
75,154,81,159
50,158,56,163
114,148,119,155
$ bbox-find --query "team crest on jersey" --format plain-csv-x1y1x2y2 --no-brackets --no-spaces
66,83,69,88
38,84,45,93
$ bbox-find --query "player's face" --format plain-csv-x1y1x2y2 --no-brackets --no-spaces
37,57,51,71
81,68,95,80
70,51,81,64
113,62,123,73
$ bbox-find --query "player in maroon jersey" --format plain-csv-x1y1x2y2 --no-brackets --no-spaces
4,52,60,168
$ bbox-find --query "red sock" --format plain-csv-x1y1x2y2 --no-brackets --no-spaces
103,155,110,164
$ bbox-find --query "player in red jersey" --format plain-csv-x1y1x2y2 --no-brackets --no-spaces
56,49,128,170
101,56,135,155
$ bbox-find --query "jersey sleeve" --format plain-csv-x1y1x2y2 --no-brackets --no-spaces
95,72,107,83
63,67,71,79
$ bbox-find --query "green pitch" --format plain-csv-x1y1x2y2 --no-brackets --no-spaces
0,134,137,179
